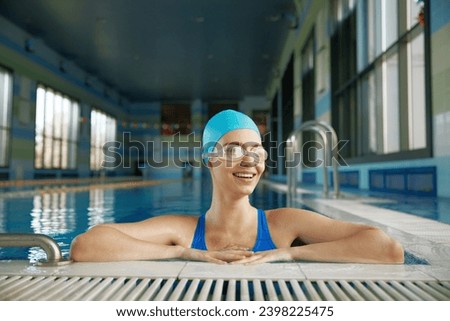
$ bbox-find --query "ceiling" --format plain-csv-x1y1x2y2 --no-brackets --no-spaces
0,0,297,102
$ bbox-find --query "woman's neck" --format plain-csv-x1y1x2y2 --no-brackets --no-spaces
207,191,256,229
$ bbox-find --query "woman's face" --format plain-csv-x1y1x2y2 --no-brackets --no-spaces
209,129,266,197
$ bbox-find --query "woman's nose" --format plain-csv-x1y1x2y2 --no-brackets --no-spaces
239,152,258,167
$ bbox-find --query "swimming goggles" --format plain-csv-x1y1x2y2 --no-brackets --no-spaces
204,143,268,163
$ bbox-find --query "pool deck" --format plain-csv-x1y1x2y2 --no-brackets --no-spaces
1,258,448,283
1,178,450,300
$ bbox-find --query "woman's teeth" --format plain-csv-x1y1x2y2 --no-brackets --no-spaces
233,173,255,179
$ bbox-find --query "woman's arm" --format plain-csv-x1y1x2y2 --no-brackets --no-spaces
232,230,404,265
294,226,404,263
70,216,253,263
233,208,404,264
70,224,185,262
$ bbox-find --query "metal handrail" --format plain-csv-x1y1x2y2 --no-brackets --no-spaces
286,121,340,205
0,233,70,266
310,121,340,197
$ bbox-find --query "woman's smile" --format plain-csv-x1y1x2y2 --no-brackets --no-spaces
232,172,256,179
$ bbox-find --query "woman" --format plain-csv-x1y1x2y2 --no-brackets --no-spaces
70,110,404,264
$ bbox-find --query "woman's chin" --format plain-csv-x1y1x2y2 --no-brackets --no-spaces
234,183,258,196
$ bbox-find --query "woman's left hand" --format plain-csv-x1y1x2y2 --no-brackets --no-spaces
230,248,293,265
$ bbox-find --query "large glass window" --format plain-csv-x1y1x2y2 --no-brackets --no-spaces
408,32,426,150
90,109,116,171
301,35,316,168
0,67,12,167
35,85,79,169
383,52,401,154
331,0,429,162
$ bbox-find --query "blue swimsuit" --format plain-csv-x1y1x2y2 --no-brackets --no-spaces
190,209,277,251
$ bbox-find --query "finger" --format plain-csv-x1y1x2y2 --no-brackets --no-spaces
187,249,228,264
242,256,271,265
224,250,254,256
217,253,255,262
204,256,228,264
244,252,293,265
230,254,265,264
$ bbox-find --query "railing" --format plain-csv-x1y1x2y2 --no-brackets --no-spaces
286,121,340,205
0,233,70,266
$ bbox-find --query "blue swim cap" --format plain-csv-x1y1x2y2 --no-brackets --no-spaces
202,109,260,160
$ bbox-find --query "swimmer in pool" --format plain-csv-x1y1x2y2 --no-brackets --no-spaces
70,110,404,264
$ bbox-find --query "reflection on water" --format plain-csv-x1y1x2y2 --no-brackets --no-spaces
87,188,116,227
251,185,287,210
28,192,77,262
31,192,76,234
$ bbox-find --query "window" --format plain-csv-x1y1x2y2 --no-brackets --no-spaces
161,104,191,136
331,0,429,162
35,85,79,169
316,8,329,94
0,66,12,167
301,35,316,167
252,110,269,136
208,103,238,119
90,109,116,171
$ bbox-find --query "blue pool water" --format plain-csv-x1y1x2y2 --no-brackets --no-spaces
0,176,427,264
269,177,450,225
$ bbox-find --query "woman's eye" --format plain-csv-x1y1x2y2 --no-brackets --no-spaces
250,146,263,154
226,146,243,158
251,147,268,159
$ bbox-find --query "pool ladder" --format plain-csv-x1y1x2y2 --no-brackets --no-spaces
286,121,340,205
0,233,70,266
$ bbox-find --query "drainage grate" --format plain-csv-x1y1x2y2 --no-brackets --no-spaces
1,276,449,301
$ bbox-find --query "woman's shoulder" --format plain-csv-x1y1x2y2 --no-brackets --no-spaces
139,214,200,246
263,208,313,247
265,207,313,217
142,214,199,226
264,207,322,225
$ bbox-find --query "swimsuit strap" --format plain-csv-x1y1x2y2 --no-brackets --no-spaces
252,209,277,252
190,214,207,250
190,209,277,251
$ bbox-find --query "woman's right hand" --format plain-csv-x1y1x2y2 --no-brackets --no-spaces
179,245,254,264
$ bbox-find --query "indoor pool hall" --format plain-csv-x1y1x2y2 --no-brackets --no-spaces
0,0,449,305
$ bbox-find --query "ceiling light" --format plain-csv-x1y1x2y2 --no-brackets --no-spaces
266,14,281,22
194,16,205,23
